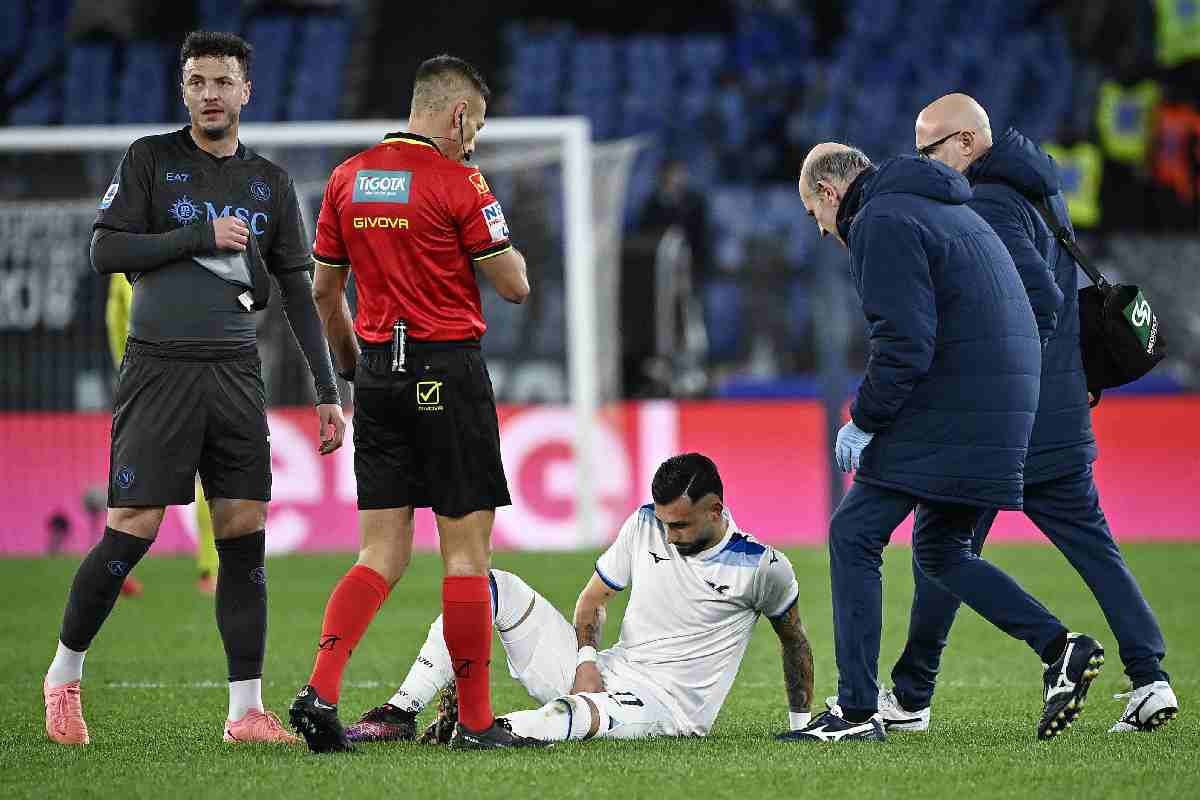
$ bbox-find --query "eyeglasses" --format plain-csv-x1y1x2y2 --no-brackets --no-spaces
916,130,966,159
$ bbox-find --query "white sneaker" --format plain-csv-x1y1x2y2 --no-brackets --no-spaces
1109,681,1179,732
824,688,930,732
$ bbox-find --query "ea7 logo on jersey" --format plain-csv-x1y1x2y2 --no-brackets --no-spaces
99,183,119,209
352,170,413,203
482,201,509,243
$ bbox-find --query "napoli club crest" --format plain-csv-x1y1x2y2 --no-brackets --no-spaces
249,178,271,202
169,196,201,225
116,465,135,489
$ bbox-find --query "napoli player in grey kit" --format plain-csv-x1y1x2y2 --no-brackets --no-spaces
42,32,343,746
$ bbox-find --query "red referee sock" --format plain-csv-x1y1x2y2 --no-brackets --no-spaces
308,564,390,705
442,575,495,732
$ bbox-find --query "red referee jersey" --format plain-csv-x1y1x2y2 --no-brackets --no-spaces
312,131,512,342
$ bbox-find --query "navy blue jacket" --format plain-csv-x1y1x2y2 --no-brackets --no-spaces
839,156,1041,509
966,128,1097,483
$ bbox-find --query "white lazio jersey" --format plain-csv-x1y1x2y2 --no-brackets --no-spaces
594,505,799,736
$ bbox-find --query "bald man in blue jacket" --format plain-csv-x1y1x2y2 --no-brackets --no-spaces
872,94,1177,737
785,143,1103,744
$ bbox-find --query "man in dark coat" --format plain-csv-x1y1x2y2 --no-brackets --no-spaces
876,94,1177,736
781,143,1104,744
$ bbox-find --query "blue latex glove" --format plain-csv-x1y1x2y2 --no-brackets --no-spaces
834,420,875,473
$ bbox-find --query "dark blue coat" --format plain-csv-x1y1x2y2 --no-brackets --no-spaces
965,128,1097,483
838,156,1041,509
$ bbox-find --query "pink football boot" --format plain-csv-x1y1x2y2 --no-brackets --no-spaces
44,680,90,745
223,709,301,743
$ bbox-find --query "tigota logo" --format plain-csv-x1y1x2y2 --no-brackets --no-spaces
352,169,412,203
352,216,409,229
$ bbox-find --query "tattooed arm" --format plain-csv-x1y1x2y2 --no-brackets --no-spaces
571,573,618,693
768,603,814,717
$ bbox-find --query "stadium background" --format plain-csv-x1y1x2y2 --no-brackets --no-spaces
0,0,1198,554
1,4,1198,798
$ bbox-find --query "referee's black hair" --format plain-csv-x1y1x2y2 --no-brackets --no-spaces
414,54,491,105
652,453,723,506
180,31,253,80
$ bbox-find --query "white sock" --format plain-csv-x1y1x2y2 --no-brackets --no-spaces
504,696,601,741
228,678,263,721
386,571,542,713
389,615,454,713
46,641,86,687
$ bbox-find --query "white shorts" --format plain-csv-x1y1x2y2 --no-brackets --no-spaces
496,574,685,740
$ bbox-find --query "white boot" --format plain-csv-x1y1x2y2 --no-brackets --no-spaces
1109,681,1179,732
824,687,930,732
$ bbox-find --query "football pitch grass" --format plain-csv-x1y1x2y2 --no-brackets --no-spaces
2,544,1196,799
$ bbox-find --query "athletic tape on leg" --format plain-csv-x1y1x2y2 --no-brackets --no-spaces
503,694,607,742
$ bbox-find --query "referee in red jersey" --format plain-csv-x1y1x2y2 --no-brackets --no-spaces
290,55,537,752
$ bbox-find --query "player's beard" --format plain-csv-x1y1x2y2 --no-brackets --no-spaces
196,109,237,141
673,524,718,557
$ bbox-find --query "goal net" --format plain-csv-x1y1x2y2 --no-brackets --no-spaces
0,119,643,551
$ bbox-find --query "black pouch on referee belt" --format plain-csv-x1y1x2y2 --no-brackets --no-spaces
192,230,272,311
1034,200,1165,406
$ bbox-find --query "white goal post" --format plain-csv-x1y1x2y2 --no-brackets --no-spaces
0,118,601,544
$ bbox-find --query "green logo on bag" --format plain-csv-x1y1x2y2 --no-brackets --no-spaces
1122,291,1157,353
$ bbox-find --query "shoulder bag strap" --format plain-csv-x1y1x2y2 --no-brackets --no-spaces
1032,198,1109,290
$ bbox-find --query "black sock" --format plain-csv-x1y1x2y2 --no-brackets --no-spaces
1041,630,1069,665
214,531,267,682
60,527,153,651
841,707,875,723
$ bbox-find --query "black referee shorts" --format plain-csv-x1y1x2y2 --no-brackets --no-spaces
352,341,511,517
108,338,272,507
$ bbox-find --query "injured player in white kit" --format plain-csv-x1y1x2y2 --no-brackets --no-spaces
343,453,816,745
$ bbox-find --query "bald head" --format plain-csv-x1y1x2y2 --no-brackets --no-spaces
800,142,871,194
914,93,992,172
798,142,872,247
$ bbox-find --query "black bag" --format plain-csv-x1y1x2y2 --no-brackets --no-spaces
1034,200,1165,404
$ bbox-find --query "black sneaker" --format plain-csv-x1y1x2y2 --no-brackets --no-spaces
289,685,354,753
418,685,459,745
450,717,551,750
776,706,886,742
1039,632,1105,740
344,703,417,743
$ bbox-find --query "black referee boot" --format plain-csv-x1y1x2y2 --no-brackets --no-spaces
289,685,354,753
450,717,551,750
